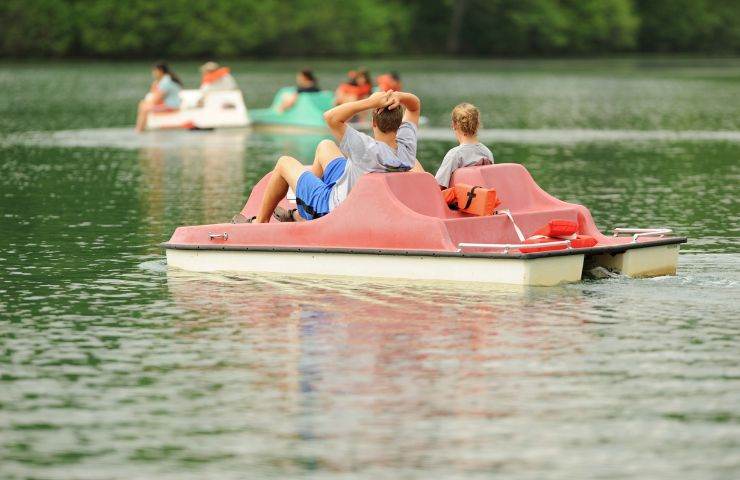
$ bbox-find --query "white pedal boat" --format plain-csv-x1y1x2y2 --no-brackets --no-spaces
147,90,249,130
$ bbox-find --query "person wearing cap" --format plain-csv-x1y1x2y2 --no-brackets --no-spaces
199,61,238,92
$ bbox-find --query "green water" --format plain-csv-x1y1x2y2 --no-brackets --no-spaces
1,59,739,479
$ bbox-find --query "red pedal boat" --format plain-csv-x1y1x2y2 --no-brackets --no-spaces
163,163,686,286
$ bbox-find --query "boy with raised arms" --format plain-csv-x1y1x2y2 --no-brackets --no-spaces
234,89,421,223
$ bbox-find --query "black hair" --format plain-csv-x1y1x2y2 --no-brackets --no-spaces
357,68,373,87
153,62,183,87
390,71,401,81
300,68,317,84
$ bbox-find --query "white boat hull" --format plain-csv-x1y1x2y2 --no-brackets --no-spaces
147,90,249,130
591,243,680,277
165,249,586,287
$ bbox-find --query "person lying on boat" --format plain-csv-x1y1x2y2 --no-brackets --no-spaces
232,89,421,224
335,68,373,105
199,61,238,92
434,102,494,188
376,71,402,92
277,69,320,113
135,62,183,132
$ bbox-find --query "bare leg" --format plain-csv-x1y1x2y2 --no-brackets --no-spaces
135,101,149,132
311,139,343,177
269,140,344,222
256,156,308,223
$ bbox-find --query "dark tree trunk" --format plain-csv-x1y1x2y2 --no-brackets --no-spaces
446,0,469,54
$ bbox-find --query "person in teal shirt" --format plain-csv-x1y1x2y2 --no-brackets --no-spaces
135,62,183,132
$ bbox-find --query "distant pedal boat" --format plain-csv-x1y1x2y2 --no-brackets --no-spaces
162,164,686,286
147,89,250,130
249,87,334,130
249,86,428,132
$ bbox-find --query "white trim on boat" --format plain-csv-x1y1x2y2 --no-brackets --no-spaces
165,249,586,287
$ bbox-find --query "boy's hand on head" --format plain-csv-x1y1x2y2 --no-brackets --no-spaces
369,90,393,110
386,91,402,111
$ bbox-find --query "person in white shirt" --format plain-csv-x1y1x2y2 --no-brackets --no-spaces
434,103,494,188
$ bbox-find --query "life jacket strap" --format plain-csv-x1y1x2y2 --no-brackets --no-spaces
463,186,479,210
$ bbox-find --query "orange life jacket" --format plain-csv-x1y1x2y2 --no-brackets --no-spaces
535,219,578,238
338,82,372,98
520,219,598,252
569,234,597,248
201,67,231,87
376,74,402,92
442,184,501,216
519,236,569,253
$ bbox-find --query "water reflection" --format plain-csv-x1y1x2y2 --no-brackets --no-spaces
134,130,329,228
138,131,248,225
164,268,594,472
159,262,740,477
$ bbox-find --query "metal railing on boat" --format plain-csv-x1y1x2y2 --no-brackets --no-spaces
457,240,571,254
613,228,672,243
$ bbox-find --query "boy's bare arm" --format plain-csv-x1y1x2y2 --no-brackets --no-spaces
387,91,421,126
323,91,394,141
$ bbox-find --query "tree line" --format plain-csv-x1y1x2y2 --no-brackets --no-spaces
1,0,738,58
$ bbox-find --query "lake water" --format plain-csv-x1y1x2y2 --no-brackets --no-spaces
1,59,739,479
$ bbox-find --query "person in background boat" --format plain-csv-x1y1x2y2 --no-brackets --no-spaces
199,61,238,92
376,71,402,92
277,69,320,113
135,62,183,132
233,89,421,224
434,103,494,188
334,68,373,105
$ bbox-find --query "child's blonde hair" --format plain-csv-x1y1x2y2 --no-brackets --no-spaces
451,103,480,136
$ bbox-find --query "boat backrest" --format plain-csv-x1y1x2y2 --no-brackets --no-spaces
178,89,203,109
450,163,542,212
269,87,334,111
177,89,245,111
382,172,450,218
202,90,245,110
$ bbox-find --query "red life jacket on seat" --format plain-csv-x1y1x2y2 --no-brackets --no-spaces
519,235,570,253
520,219,599,252
535,219,578,238
442,184,501,216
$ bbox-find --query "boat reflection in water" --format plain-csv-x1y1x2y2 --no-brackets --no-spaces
136,129,330,229
164,267,599,471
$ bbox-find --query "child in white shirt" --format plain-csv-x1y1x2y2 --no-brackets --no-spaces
434,103,494,188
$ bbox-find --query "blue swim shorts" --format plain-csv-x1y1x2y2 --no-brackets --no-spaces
295,157,347,220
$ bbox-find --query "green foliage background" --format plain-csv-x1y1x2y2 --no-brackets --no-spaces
1,0,738,57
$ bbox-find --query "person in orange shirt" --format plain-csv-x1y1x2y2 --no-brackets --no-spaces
334,68,373,105
376,71,402,92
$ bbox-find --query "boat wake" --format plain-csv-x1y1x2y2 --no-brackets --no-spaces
2,127,255,150
3,126,740,150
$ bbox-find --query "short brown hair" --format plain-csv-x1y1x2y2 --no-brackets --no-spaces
451,102,480,136
372,106,404,133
